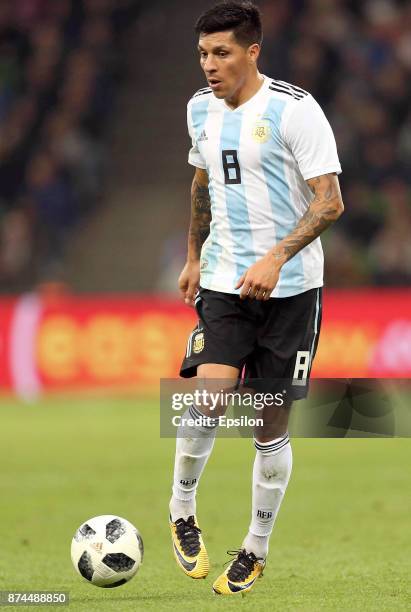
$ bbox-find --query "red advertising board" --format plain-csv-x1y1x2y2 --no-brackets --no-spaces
313,290,411,377
0,290,410,395
0,298,16,389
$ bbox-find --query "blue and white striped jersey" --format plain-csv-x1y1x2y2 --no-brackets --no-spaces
187,76,342,298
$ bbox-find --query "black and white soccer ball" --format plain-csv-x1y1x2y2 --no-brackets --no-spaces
71,515,143,588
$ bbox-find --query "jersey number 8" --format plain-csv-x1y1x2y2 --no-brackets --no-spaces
222,150,242,185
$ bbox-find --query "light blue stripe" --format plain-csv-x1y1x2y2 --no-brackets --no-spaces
190,98,209,140
220,110,256,285
309,288,320,363
261,98,304,296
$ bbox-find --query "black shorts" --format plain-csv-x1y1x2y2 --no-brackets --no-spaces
180,287,322,400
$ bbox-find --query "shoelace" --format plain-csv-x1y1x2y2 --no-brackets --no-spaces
175,516,201,557
225,549,263,582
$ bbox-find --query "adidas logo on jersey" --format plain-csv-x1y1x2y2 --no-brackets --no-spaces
198,129,208,142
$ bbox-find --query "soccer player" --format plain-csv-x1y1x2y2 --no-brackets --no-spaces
169,0,344,596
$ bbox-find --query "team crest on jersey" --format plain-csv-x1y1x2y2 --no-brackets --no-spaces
193,332,205,354
252,120,271,143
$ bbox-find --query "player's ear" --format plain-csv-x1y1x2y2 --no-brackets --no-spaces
248,43,260,64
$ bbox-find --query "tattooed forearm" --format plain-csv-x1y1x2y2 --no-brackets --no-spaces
188,177,212,259
272,174,344,264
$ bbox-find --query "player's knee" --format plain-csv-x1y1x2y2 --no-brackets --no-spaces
254,431,284,444
254,402,291,442
254,422,288,443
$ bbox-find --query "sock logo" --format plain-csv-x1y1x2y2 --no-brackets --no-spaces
180,478,197,486
257,510,273,519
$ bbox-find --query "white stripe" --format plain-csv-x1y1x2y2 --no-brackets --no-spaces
254,436,290,455
309,289,320,364
10,293,43,401
275,79,308,96
258,440,290,454
186,329,196,358
186,330,194,358
202,106,235,289
254,434,289,450
189,404,203,418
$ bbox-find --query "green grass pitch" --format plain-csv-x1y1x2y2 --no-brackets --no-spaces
0,395,409,611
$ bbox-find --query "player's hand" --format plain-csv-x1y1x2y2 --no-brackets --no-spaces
178,260,200,307
235,254,281,300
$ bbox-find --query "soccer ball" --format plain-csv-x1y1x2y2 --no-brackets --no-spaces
71,515,143,588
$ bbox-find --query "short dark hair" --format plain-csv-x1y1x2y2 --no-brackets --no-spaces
195,1,263,48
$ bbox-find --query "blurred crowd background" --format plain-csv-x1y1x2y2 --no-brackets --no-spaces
260,0,411,287
0,0,410,293
0,0,140,291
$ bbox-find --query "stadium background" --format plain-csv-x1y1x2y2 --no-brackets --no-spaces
0,1,410,610
0,0,410,392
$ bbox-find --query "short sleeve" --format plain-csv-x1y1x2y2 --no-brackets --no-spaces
282,95,341,180
187,103,207,169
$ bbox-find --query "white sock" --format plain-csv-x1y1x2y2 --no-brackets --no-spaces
169,405,217,522
242,434,292,559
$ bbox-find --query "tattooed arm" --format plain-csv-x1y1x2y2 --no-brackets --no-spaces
188,167,211,261
236,173,344,300
178,167,211,306
272,173,344,265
